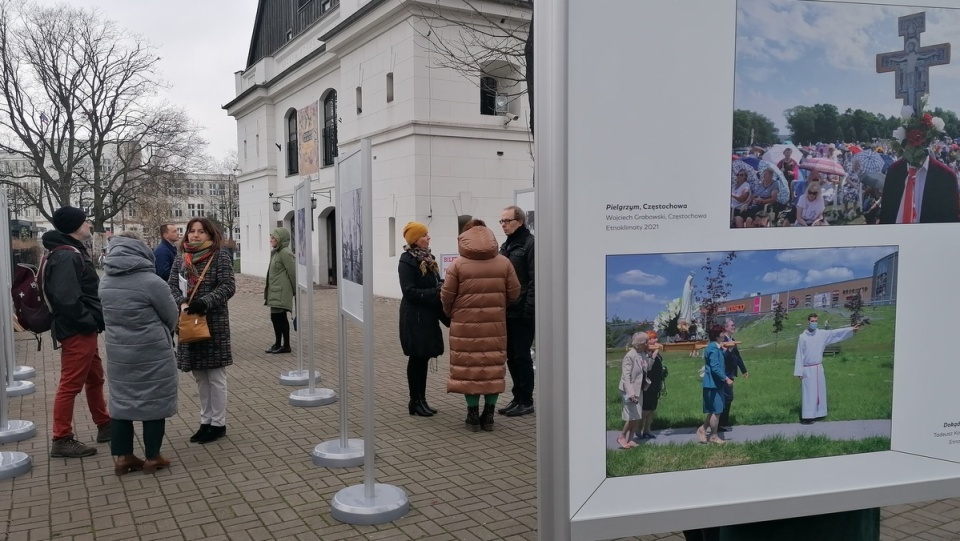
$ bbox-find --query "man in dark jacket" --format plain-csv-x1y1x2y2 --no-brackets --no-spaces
153,223,179,281
498,205,536,416
42,207,111,458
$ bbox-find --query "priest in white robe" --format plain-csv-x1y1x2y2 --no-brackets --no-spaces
794,313,860,423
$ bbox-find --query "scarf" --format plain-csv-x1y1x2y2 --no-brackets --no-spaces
406,245,439,276
183,241,215,291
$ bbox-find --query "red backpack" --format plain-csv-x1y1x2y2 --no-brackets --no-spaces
11,245,80,336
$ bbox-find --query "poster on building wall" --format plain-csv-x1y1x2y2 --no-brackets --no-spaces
298,102,319,180
541,0,960,538
440,254,458,278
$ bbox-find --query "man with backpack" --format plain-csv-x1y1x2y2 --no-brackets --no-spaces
42,206,111,458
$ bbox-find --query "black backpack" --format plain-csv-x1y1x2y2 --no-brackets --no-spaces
11,245,80,336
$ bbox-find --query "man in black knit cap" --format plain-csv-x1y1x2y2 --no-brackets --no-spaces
42,206,111,458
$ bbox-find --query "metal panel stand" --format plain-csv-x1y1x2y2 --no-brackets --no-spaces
313,313,363,467
13,365,35,380
289,180,337,408
328,139,408,523
0,191,34,479
5,380,34,397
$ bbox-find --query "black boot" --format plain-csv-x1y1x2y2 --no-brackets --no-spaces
465,406,481,432
409,399,433,417
480,404,495,432
421,395,438,415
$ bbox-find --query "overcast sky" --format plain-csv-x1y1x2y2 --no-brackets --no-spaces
605,246,898,322
735,0,960,137
34,0,259,163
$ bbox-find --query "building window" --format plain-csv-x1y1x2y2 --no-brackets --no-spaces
188,203,196,216
322,91,338,167
356,86,362,114
197,204,205,217
386,72,394,103
480,76,497,115
173,205,183,218
287,110,299,175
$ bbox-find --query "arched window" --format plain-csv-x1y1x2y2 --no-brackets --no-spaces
323,91,338,166
286,110,298,175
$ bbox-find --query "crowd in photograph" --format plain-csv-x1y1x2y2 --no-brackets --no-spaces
730,138,960,227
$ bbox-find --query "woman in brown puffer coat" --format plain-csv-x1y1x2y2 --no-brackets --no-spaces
441,219,520,432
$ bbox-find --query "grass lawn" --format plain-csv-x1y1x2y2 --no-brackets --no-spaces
606,435,890,476
604,305,895,475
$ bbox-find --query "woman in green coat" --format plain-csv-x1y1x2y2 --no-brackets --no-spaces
264,228,296,353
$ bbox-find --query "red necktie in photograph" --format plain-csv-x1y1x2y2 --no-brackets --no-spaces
902,166,917,224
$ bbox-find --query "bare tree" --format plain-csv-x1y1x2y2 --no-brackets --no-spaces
0,1,206,233
409,0,534,134
696,252,738,328
204,151,240,242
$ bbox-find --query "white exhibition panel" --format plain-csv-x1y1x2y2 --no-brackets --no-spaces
337,148,364,323
295,180,312,289
558,0,960,538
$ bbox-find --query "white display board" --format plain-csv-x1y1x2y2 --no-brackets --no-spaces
536,1,960,540
295,181,311,289
336,145,368,323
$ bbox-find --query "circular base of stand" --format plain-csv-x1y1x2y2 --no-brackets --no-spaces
330,483,409,525
279,370,320,386
0,452,32,480
288,388,337,407
13,365,36,380
312,438,364,467
6,380,35,397
0,420,37,444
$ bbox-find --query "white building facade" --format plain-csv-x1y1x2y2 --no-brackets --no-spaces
225,0,533,298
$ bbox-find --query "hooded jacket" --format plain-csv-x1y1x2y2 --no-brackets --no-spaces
441,226,521,395
99,236,179,420
41,230,103,341
264,227,296,311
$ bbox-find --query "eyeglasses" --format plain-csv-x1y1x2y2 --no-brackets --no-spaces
498,219,516,225
807,191,819,195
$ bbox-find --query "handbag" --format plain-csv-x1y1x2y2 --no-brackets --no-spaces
178,258,214,344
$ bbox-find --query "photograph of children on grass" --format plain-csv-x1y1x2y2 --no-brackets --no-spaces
605,246,898,477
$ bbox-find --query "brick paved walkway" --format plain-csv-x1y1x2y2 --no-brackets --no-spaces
1,274,958,540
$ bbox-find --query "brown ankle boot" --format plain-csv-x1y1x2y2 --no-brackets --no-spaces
143,455,171,474
114,454,145,476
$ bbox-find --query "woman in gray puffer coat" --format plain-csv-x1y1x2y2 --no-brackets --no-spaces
99,233,179,475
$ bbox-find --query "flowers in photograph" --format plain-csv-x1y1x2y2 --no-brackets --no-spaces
891,99,945,167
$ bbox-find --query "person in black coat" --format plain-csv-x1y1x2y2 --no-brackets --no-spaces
879,155,960,224
398,222,446,417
